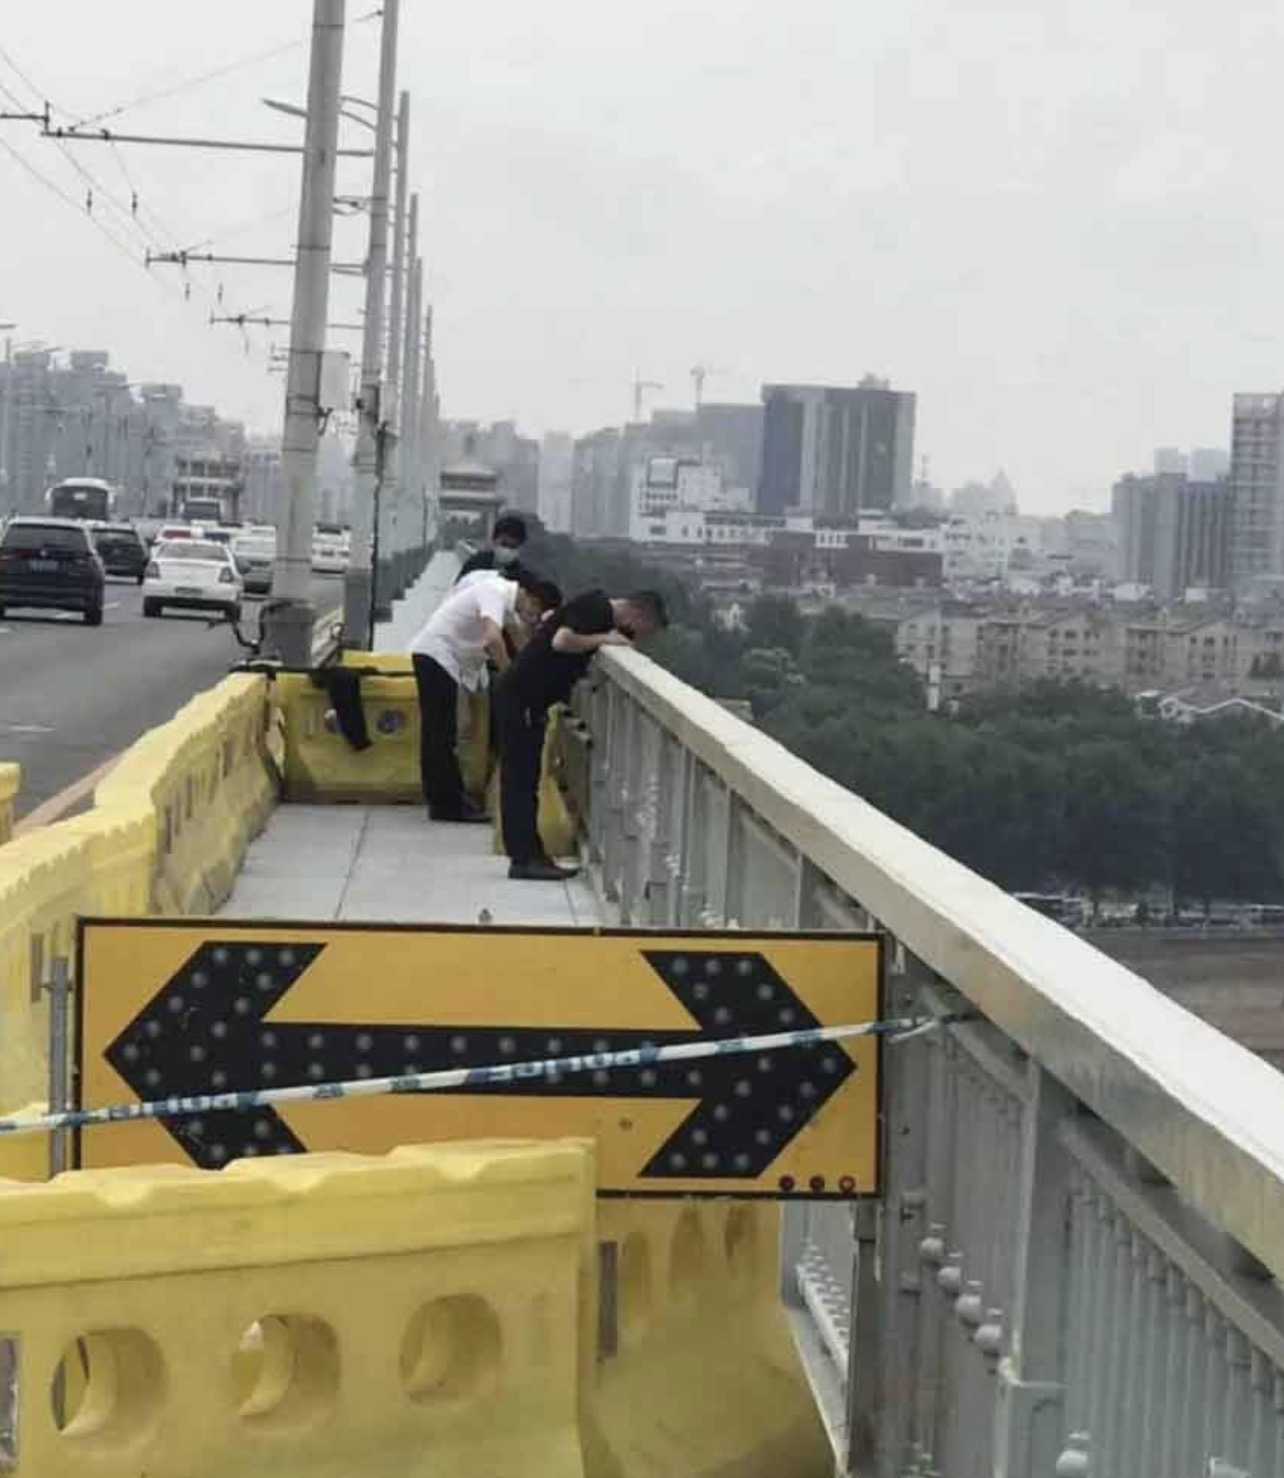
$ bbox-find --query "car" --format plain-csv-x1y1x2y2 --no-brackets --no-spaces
142,539,243,619
0,517,106,625
154,523,196,545
231,530,277,596
311,526,349,574
91,522,148,583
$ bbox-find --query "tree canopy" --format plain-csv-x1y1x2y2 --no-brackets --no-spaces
516,523,1284,907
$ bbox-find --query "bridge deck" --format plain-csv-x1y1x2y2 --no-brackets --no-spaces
219,802,600,927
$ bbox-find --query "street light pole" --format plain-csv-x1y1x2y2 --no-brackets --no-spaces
398,199,420,588
420,306,438,548
374,89,409,621
342,0,398,648
267,0,347,666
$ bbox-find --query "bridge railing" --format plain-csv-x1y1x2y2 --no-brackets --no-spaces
573,649,1284,1478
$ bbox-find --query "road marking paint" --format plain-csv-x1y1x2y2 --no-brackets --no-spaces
2,724,54,735
12,750,123,837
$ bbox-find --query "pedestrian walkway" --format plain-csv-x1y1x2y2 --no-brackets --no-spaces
371,548,458,653
225,545,600,929
218,803,601,926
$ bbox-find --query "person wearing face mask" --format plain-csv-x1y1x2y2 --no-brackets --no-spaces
409,568,562,823
455,512,528,584
496,588,668,879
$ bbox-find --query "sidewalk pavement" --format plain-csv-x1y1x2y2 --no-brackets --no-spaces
371,550,460,654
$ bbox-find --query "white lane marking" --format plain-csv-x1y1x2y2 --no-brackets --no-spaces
2,724,54,735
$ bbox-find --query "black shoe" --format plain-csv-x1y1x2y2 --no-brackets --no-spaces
508,859,580,881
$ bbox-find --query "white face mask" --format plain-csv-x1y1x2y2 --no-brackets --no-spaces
494,544,519,566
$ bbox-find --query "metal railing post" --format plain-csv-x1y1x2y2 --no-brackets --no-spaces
993,1063,1073,1474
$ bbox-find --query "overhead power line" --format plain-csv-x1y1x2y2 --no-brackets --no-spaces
0,135,168,284
65,8,384,129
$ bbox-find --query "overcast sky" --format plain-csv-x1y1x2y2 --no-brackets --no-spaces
2,1,1282,512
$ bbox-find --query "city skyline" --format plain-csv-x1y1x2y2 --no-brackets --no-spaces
4,1,1283,515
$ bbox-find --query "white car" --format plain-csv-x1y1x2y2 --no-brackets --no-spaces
142,539,243,619
231,530,277,597
311,529,349,574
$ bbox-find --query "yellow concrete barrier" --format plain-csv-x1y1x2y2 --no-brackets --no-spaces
587,1201,830,1478
0,676,273,1114
274,669,422,803
0,1104,51,1183
95,674,275,916
273,662,491,808
0,1140,594,1478
0,762,19,845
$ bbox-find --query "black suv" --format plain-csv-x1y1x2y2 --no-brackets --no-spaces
91,522,148,583
0,518,106,625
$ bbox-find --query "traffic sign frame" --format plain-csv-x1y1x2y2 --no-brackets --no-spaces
74,917,885,1198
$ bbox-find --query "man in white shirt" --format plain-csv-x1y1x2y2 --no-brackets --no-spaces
410,569,561,822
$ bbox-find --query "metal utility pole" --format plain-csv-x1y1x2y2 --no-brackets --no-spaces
374,89,409,621
418,305,437,549
342,0,399,648
267,0,347,665
398,199,421,587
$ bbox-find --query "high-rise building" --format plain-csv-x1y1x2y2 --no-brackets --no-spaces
695,403,763,496
1113,472,1230,599
537,432,574,532
1230,394,1284,589
1190,446,1229,481
757,378,915,517
0,350,246,520
571,428,626,536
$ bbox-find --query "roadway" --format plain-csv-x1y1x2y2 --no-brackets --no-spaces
0,574,344,821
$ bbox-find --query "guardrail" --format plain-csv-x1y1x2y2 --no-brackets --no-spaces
576,648,1284,1477
0,676,275,1118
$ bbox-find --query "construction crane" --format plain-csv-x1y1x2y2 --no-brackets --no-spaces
632,373,663,422
690,363,725,409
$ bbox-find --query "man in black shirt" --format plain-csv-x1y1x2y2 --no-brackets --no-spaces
455,513,528,583
496,588,668,880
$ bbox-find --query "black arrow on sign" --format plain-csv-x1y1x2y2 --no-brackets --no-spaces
103,941,856,1177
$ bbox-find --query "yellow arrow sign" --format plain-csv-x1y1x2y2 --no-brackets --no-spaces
78,921,882,1197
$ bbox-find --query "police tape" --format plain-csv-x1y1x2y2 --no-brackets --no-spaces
0,1016,951,1141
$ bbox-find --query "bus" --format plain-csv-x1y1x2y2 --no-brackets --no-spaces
45,478,118,523
180,495,226,525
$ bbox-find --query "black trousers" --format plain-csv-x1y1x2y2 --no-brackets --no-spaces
496,686,548,865
412,653,465,818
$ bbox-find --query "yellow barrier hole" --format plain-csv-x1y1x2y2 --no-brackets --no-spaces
52,1330,164,1448
618,1234,654,1345
670,1209,707,1308
400,1296,501,1403
725,1206,759,1279
234,1316,339,1431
